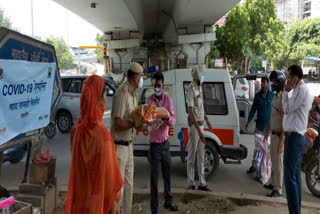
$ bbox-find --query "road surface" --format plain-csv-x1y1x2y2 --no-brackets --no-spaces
1,131,319,205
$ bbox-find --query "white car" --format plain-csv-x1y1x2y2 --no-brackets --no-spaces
234,77,249,99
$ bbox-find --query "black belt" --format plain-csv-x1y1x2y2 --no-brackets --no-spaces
285,131,302,137
114,141,132,146
272,131,281,137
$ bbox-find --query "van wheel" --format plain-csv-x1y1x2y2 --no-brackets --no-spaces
57,111,72,133
204,141,219,178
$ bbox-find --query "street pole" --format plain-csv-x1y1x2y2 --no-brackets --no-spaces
31,0,34,36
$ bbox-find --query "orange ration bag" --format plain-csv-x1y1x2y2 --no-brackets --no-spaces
130,104,157,122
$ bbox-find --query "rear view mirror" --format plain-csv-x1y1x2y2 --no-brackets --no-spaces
107,90,114,96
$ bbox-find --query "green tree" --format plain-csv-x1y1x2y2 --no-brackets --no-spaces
287,18,320,63
44,36,73,70
95,33,104,63
0,9,13,29
213,0,286,73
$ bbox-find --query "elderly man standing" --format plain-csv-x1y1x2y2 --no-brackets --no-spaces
186,64,213,191
282,65,313,214
111,62,147,214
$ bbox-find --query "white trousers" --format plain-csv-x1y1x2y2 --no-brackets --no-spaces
187,125,207,187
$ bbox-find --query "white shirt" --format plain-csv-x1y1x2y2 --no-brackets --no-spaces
186,81,204,122
282,80,313,135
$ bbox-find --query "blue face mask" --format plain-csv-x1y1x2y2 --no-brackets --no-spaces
261,87,267,93
154,88,163,96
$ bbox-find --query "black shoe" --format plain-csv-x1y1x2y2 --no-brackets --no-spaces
267,190,282,198
264,184,274,190
164,202,178,211
188,185,195,190
247,166,256,174
198,185,212,191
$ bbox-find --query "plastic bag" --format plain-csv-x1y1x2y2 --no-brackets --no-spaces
253,134,271,184
155,107,169,119
130,104,156,122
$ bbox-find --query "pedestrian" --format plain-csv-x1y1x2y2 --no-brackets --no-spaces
282,65,313,214
110,62,148,214
186,64,213,191
64,75,124,214
263,71,286,198
245,76,274,174
146,72,178,214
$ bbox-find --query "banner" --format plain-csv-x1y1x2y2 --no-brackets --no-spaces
0,60,55,145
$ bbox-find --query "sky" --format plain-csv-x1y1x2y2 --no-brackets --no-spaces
0,0,102,47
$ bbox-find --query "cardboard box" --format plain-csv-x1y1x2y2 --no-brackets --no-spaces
0,198,32,214
29,159,56,185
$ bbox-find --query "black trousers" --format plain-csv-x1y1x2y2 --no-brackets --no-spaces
148,140,172,214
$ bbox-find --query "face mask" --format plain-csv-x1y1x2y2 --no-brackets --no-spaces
154,88,163,96
272,84,281,92
261,87,267,93
138,76,144,88
196,67,205,85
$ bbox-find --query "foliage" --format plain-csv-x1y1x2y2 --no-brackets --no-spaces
213,0,286,73
95,33,104,63
0,9,13,29
43,36,73,70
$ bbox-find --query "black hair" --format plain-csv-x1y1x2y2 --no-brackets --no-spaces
288,64,303,79
261,76,269,83
152,71,164,84
127,69,136,79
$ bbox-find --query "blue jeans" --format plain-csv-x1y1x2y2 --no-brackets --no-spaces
284,133,305,214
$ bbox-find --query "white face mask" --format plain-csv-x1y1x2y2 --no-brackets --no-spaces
196,67,205,85
138,76,144,88
154,88,163,96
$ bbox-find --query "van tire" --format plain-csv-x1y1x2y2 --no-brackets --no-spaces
204,141,219,178
57,111,72,133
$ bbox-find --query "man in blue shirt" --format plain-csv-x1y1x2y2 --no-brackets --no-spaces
245,76,274,174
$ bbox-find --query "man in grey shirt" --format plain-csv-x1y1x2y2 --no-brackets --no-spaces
282,65,313,214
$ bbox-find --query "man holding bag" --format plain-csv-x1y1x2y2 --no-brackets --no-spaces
146,72,178,214
245,77,274,182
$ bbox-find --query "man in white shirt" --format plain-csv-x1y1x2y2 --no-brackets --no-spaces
282,65,313,214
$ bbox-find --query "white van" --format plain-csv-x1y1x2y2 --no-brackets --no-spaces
130,69,248,178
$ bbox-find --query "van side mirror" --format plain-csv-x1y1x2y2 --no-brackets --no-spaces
107,90,114,96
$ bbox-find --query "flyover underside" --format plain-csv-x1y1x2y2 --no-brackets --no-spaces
54,0,240,73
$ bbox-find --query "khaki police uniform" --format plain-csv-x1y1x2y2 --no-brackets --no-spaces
270,91,284,194
186,80,207,187
110,62,142,214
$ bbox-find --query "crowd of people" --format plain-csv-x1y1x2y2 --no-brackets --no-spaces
63,62,319,214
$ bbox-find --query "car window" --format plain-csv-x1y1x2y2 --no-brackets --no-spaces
139,88,169,105
69,79,83,93
183,82,228,115
62,79,72,92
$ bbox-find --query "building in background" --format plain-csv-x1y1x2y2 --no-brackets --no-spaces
274,0,320,23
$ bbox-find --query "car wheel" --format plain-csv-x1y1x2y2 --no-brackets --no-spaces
57,111,72,133
9,151,26,164
204,141,220,178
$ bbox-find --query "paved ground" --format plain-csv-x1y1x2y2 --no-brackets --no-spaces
1,132,319,205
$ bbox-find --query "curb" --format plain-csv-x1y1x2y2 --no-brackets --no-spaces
8,186,320,210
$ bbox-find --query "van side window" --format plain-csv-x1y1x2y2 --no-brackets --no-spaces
139,88,169,105
183,82,228,115
203,83,228,115
62,79,72,92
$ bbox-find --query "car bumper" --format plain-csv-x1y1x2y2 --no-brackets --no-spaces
220,144,247,161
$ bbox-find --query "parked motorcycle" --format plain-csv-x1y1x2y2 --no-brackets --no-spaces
302,100,320,198
44,121,57,139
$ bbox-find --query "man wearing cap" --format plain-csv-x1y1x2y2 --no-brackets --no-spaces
186,64,213,191
111,62,147,214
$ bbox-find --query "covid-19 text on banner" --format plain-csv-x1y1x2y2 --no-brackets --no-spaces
0,59,55,145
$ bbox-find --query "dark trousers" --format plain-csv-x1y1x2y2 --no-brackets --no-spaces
148,140,172,214
284,133,305,214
